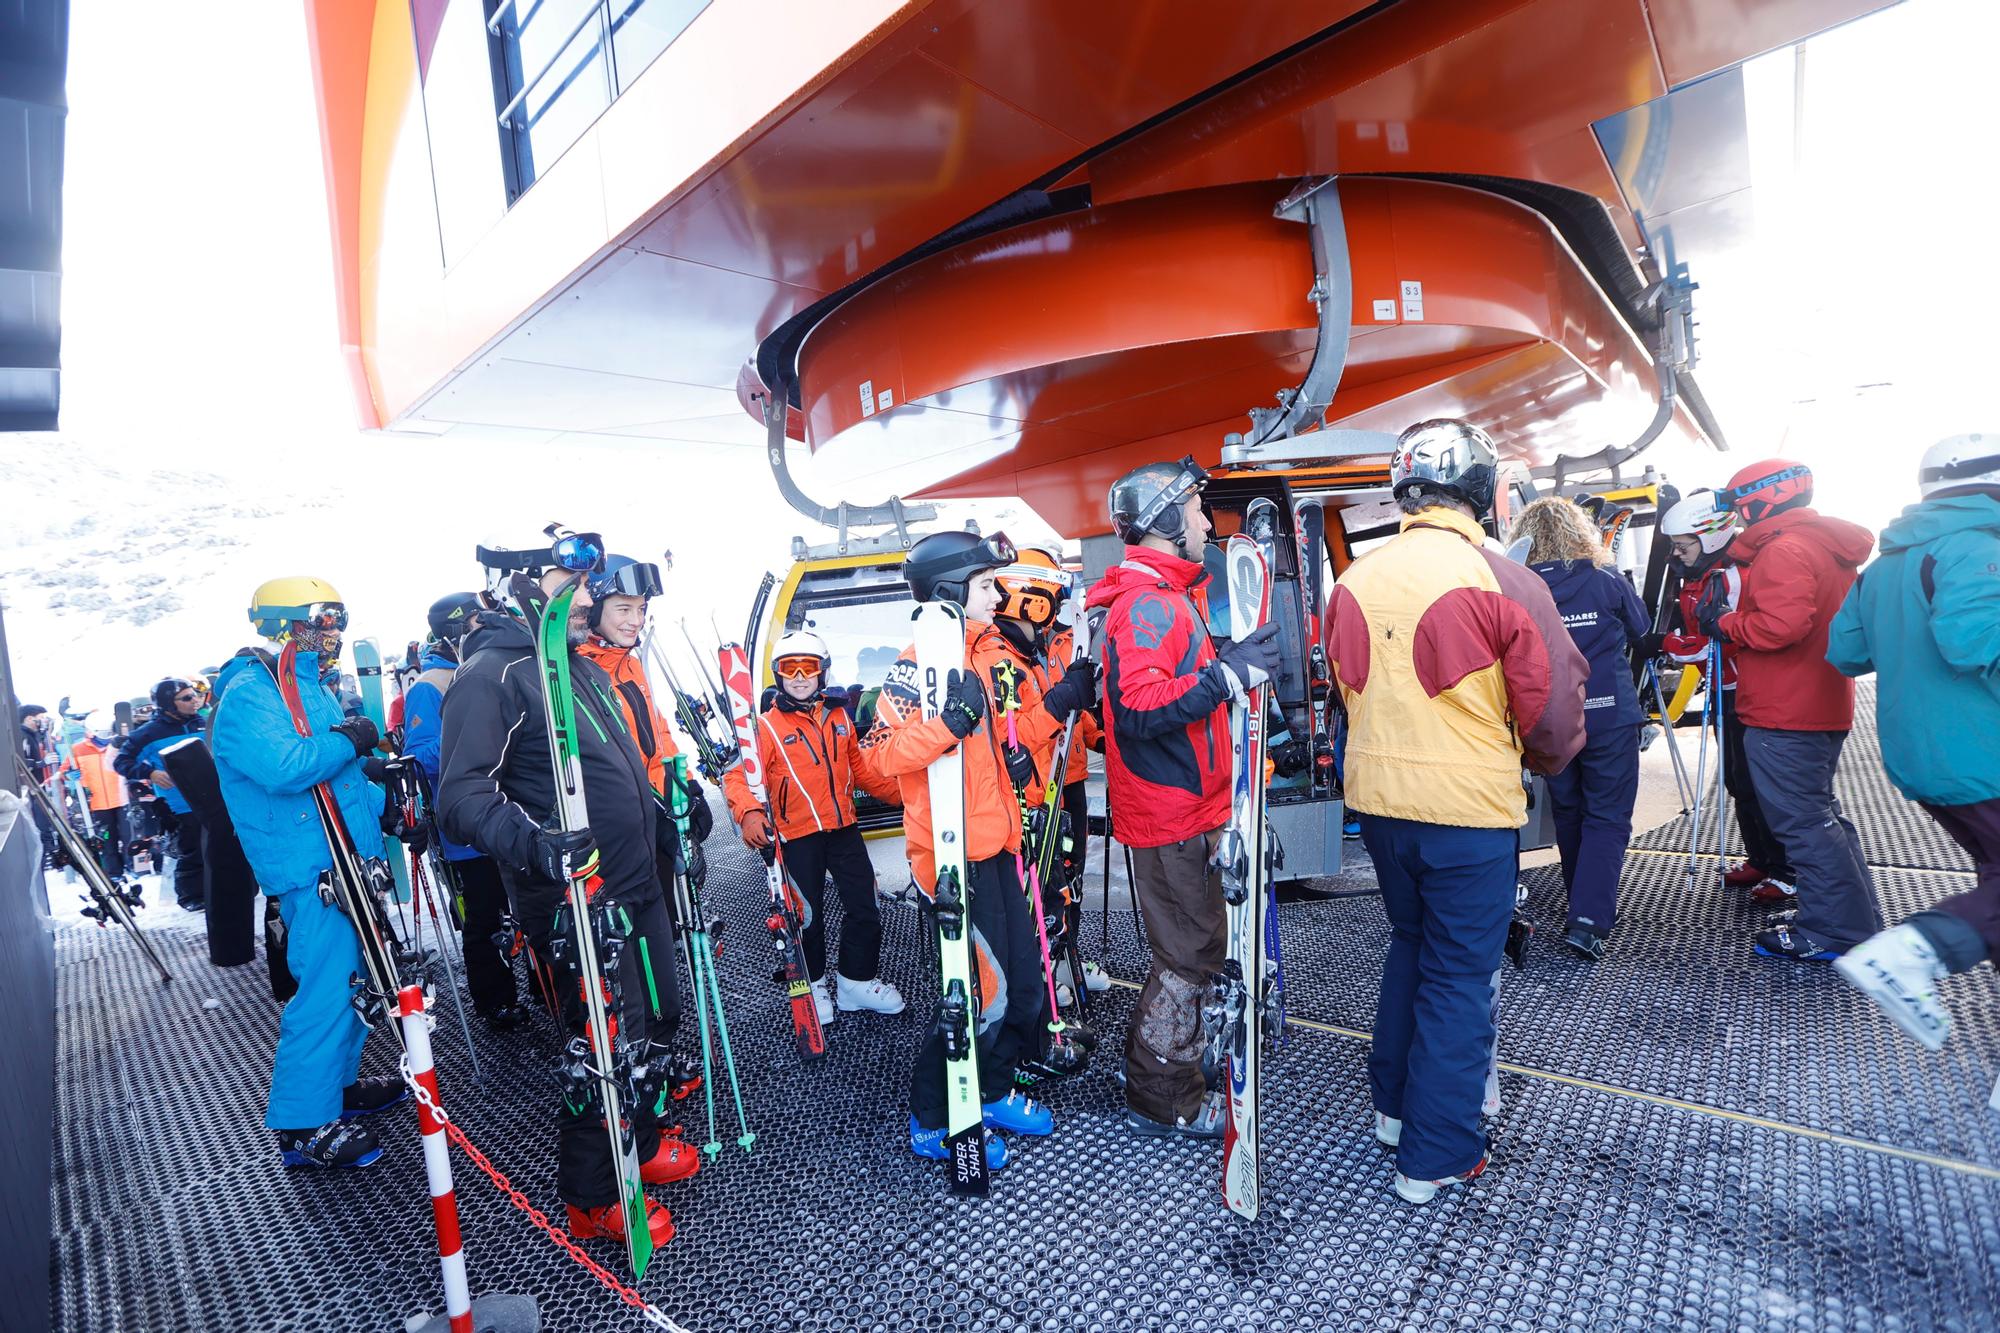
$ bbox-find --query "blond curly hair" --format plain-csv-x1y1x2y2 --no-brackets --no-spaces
1508,496,1607,565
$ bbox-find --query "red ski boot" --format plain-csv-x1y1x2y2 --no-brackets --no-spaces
567,1196,674,1247
640,1128,700,1184
1749,876,1798,906
1722,862,1765,888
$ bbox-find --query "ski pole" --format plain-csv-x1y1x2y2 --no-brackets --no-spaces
1646,661,1694,812
1711,638,1729,872
1683,658,1714,879
414,850,484,1085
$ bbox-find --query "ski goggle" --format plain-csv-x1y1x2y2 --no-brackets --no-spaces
259,601,350,632
774,655,823,680
976,531,1019,568
476,529,606,577
593,561,662,600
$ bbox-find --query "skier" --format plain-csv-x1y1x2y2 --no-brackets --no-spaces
1698,459,1881,960
1085,457,1282,1140
1324,420,1586,1202
61,713,133,882
868,529,1054,1169
18,704,61,864
114,678,210,911
1509,497,1649,959
436,534,694,1250
209,577,408,1169
1657,490,1796,903
400,591,529,1030
722,629,906,1023
1827,434,2000,1047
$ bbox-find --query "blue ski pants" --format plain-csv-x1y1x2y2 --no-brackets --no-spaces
1359,815,1514,1181
264,883,368,1132
1546,723,1641,938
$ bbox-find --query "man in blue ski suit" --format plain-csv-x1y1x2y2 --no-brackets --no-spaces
114,678,208,910
211,576,409,1170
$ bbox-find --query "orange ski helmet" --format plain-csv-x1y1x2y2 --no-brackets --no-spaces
994,546,1071,628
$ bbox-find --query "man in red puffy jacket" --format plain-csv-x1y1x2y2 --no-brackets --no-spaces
1698,460,1882,961
1086,456,1283,1138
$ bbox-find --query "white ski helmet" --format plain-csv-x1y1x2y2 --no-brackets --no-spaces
770,630,832,684
84,710,115,739
1918,433,2000,498
1660,489,1739,556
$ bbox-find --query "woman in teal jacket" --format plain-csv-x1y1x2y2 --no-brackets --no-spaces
1826,435,2000,1052
211,577,406,1169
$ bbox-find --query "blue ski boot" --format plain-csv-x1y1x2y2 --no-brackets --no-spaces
909,1117,1008,1170
982,1090,1053,1136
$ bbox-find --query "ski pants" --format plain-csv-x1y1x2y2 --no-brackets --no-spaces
1359,814,1514,1182
1910,799,2000,971
910,854,1041,1129
1122,829,1227,1126
1721,693,1789,880
169,805,207,908
513,874,676,1209
1743,728,1882,951
93,806,129,879
264,882,369,1132
444,854,521,1015
779,824,882,982
1546,723,1640,938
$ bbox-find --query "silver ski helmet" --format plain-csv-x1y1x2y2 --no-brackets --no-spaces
902,529,1017,606
1918,433,2000,498
1109,455,1210,556
1391,419,1499,516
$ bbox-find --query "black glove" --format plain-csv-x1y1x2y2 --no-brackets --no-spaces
330,716,380,758
1040,658,1099,720
940,669,986,739
401,819,432,859
1694,581,1731,643
685,779,714,843
1636,631,1665,663
361,756,391,784
1003,742,1037,792
655,811,686,870
1215,622,1284,692
533,825,597,884
1271,737,1310,778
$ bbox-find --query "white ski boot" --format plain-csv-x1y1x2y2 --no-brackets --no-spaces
809,977,836,1026
1834,923,1952,1051
1374,1112,1401,1147
836,973,905,1014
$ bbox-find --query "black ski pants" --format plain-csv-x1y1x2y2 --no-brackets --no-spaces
1721,693,1789,880
167,806,207,909
512,872,679,1209
1743,727,1882,951
444,855,522,1015
780,824,882,982
910,853,1041,1129
93,806,129,879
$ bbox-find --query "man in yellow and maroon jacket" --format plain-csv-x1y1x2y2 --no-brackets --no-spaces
1323,419,1586,1206
723,630,905,1024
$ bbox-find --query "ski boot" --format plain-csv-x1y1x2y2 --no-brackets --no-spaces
482,1003,531,1032
1722,861,1766,888
1127,1091,1225,1140
277,1121,383,1169
1563,926,1607,962
340,1074,411,1120
1395,1156,1487,1205
1834,923,1952,1050
836,973,906,1014
566,1197,674,1247
809,977,836,1026
1081,960,1112,993
909,1117,1008,1171
665,1051,703,1102
982,1090,1053,1136
639,1128,701,1184
1753,924,1840,962
1748,876,1798,907
1374,1112,1401,1148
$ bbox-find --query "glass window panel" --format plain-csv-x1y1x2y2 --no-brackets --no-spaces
608,0,710,92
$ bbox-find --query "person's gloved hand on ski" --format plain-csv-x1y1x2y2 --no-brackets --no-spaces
1214,623,1284,702
739,808,773,850
1039,658,1099,720
533,825,597,884
939,669,987,740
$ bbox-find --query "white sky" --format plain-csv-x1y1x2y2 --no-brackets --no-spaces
7,0,1996,708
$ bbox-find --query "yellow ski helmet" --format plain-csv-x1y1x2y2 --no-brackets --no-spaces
248,576,348,641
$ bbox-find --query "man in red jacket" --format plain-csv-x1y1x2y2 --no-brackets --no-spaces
1698,460,1882,960
1086,456,1283,1138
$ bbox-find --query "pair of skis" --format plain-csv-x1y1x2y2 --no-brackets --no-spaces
17,752,174,984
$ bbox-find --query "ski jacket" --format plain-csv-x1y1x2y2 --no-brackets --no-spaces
210,649,385,895
1040,626,1102,788
1084,547,1235,848
1529,559,1649,734
722,697,899,841
401,649,477,861
114,710,204,815
866,618,1023,894
1827,492,2000,805
17,718,53,782
436,612,659,905
61,738,128,811
1716,508,1875,731
578,637,679,796
1324,506,1588,828
1661,566,1742,689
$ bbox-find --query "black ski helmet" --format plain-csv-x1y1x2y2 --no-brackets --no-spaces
1390,419,1499,517
1109,455,1210,556
902,530,1018,606
585,555,663,629
426,592,483,646
152,677,195,712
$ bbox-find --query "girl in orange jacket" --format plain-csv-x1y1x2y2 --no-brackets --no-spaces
722,630,905,1022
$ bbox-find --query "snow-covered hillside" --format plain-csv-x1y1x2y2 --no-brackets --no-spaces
2,432,1036,717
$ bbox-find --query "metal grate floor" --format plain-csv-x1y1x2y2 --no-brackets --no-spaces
48,690,2000,1332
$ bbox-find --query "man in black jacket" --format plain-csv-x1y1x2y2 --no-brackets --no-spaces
436,537,694,1252
113,679,209,910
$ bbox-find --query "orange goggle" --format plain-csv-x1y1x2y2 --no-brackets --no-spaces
774,656,823,680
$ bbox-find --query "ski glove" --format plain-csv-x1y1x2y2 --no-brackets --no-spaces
940,669,987,739
1003,742,1038,793
740,808,773,850
684,779,714,843
1694,581,1731,643
1215,623,1284,693
330,716,380,758
1271,737,1311,778
1040,658,1099,720
532,826,598,884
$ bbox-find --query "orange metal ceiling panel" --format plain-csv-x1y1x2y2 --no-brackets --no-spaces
1644,0,1891,88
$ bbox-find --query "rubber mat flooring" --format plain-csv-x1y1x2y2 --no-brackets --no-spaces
47,714,2000,1332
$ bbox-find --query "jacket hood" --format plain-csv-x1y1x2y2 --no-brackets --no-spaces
460,609,534,660
1085,546,1207,607
1528,558,1602,600
420,648,457,671
1733,507,1875,569
1878,492,2000,554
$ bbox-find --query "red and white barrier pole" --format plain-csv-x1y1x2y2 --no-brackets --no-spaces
399,984,473,1333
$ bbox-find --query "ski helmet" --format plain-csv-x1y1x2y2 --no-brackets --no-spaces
1109,456,1210,555
248,575,348,647
770,630,832,688
902,529,1018,606
994,545,1072,629
152,678,197,712
84,710,114,740
585,555,662,629
1659,489,1739,572
1718,459,1812,524
426,591,483,646
1391,419,1499,516
1918,433,2000,498
475,524,605,599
